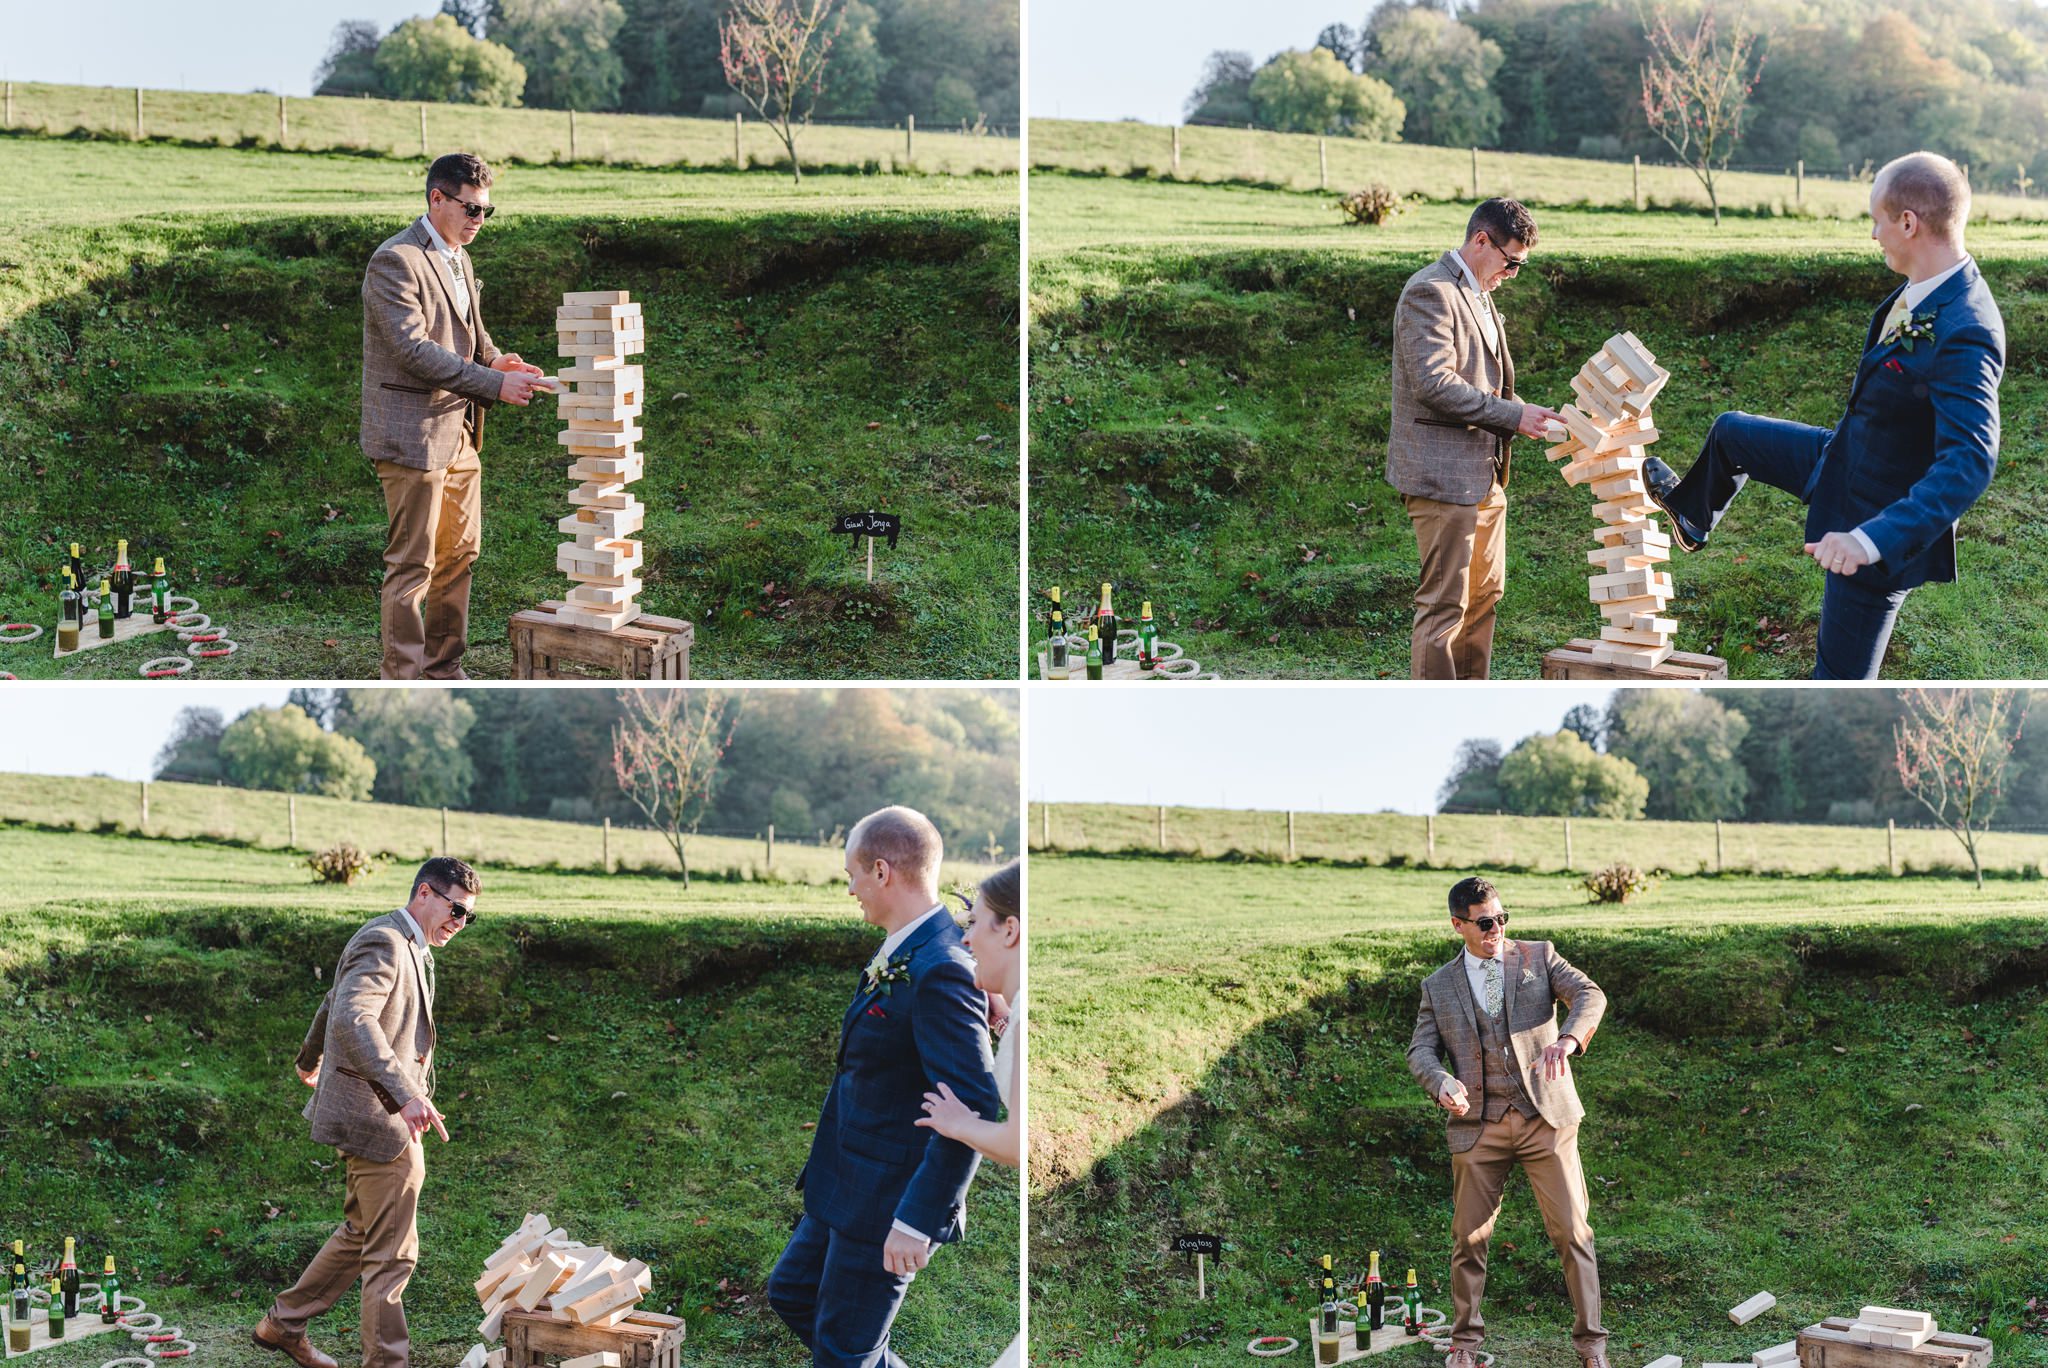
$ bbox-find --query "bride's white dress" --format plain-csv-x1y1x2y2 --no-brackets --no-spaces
990,994,1024,1368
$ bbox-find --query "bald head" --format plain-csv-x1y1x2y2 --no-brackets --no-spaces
1875,152,1970,241
848,805,944,885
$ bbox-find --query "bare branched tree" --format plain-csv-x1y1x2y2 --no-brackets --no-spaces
720,0,840,185
1639,3,1766,227
611,690,743,888
1894,688,2028,890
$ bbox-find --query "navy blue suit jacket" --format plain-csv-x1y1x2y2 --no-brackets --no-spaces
797,910,1000,1246
1809,259,2003,592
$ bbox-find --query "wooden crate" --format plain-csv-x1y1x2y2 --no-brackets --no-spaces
1541,638,1728,681
1797,1320,1991,1368
509,602,692,680
502,1308,683,1368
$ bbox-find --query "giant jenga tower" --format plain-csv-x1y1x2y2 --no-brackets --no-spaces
553,290,646,632
1543,331,1677,668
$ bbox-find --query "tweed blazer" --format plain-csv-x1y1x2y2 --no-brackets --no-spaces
1386,250,1525,506
296,910,437,1163
360,217,504,471
1406,938,1605,1154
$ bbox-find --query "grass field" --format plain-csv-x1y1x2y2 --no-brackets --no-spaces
0,770,996,888
0,140,1020,681
1026,801,2048,878
1028,852,2048,1366
4,82,1018,176
0,826,1019,1367
1026,178,2048,679
1029,119,2045,220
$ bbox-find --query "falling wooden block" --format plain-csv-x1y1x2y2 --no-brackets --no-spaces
1730,1292,1776,1326
1605,331,1660,387
1572,372,1628,424
480,1302,512,1343
1644,1356,1683,1368
1860,1310,1935,1336
476,1259,527,1305
1560,405,1622,454
459,1345,489,1368
560,1355,622,1368
551,1256,628,1311
563,1271,647,1325
514,1253,573,1313
1589,472,1648,502
1754,1340,1799,1366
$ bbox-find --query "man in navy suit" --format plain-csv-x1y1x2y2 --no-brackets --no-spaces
1643,150,2004,678
769,805,1002,1368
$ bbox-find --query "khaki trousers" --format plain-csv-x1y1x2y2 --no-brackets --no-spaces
376,447,482,681
270,1143,424,1368
1449,1109,1606,1359
1404,482,1506,680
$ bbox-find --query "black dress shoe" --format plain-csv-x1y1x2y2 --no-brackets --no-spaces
1641,456,1709,552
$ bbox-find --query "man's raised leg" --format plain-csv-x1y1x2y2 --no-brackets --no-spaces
1645,412,1830,550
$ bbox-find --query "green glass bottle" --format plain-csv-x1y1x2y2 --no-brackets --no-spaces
97,580,115,640
1404,1268,1421,1334
1138,600,1159,671
151,558,170,625
47,1276,64,1339
1084,624,1103,681
1096,583,1118,664
100,1256,120,1323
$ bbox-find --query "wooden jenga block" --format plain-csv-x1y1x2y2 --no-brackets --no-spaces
1572,371,1628,424
568,453,645,481
1620,366,1669,415
1729,1292,1776,1326
558,427,644,449
566,580,644,608
550,602,645,633
1559,404,1621,454
1590,640,1674,668
1592,495,1658,522
558,539,643,579
1594,520,1668,549
1600,624,1674,648
1588,567,1673,602
570,481,636,509
560,1354,622,1368
1860,1310,1935,1336
1561,455,1607,488
1605,331,1660,387
1587,542,1670,571
556,304,639,325
561,289,632,306
514,1253,574,1313
559,505,646,540
1589,472,1648,502
563,1269,648,1325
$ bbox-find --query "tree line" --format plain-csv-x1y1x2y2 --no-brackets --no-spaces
1439,689,2041,836
1186,0,2048,194
313,0,1018,131
152,687,1020,859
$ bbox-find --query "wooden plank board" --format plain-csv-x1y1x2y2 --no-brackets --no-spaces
51,608,176,659
3,1309,125,1358
1301,1318,1425,1364
1542,639,1728,680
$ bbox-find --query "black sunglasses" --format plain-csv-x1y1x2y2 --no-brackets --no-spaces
1485,235,1528,274
429,885,478,924
438,193,495,221
1455,911,1510,933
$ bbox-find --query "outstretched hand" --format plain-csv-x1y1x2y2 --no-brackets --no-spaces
1517,402,1566,440
913,1081,981,1141
1805,531,1871,577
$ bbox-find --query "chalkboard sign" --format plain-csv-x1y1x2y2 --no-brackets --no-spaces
835,511,901,549
1173,1233,1221,1256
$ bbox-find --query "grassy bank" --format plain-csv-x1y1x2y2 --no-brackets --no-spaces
0,827,1019,1366
1025,801,2048,879
1028,853,2048,1366
1028,119,2045,219
0,770,990,887
2,83,1016,175
0,146,1019,680
1027,186,2048,678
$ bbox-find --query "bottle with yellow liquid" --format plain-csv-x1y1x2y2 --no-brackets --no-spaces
96,581,115,640
1046,586,1069,680
47,1276,64,1340
8,1243,28,1353
1084,624,1103,681
1316,1254,1339,1364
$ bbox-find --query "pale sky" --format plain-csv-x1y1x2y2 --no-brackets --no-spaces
0,685,295,781
1026,686,1617,814
1030,0,1359,125
0,1,435,98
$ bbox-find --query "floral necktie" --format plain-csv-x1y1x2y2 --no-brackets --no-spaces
423,946,436,1009
1484,955,1502,1018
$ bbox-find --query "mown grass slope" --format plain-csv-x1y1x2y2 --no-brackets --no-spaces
1028,853,2048,1367
0,826,1019,1367
0,144,1019,679
1027,187,2048,678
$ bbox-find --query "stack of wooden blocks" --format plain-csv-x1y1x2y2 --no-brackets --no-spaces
1543,331,1677,668
1840,1308,1938,1350
473,1213,653,1344
555,290,647,633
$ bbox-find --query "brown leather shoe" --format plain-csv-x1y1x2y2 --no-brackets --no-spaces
1446,1351,1480,1368
252,1316,339,1368
1582,1353,1613,1368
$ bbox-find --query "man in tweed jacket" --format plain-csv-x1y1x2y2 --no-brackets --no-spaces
1387,198,1561,680
363,152,545,680
1407,876,1609,1368
253,859,477,1368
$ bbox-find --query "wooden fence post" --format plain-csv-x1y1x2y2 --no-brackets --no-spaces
1470,146,1479,195
138,780,149,833
1317,137,1327,190
1041,804,1049,848
1715,818,1725,873
906,113,915,163
419,104,427,158
4,82,12,129
603,817,612,873
1157,805,1166,850
1632,154,1642,210
1171,124,1181,175
569,108,578,161
1563,817,1573,872
134,87,143,140
734,111,743,167
1887,818,1896,876
440,808,449,857
288,794,297,847
1287,810,1296,861
278,94,287,146
1427,813,1436,861
1795,158,1804,206
766,823,775,870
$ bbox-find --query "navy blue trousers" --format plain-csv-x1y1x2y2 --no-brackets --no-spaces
768,1215,916,1368
1664,411,1908,680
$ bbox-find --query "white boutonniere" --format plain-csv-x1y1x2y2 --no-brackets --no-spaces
1885,304,1938,352
863,950,913,997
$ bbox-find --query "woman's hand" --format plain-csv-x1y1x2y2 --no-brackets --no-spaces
913,1081,981,1139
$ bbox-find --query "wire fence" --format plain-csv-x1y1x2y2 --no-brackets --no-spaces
1027,802,2048,879
0,80,1020,176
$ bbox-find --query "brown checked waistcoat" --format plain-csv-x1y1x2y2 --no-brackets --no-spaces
360,217,503,471
297,910,438,1163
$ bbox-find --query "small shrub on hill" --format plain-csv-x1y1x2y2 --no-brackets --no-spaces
1337,182,1402,226
1583,861,1654,904
306,843,375,885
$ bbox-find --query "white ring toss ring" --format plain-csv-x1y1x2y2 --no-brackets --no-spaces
79,1282,102,1307
137,1328,183,1345
141,657,194,678
186,639,238,658
144,1339,194,1359
169,612,209,631
164,597,197,616
119,1312,162,1334
99,1358,155,1368
0,622,44,644
27,1288,49,1306
1248,1335,1299,1357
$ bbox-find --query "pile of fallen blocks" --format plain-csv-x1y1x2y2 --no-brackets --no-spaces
1638,1296,1986,1368
471,1213,653,1346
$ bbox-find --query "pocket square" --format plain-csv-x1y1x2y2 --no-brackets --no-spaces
1883,358,1906,373
864,1005,887,1019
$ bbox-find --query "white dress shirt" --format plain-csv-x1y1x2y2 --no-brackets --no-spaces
1448,249,1500,355
1850,255,1972,566
418,214,471,320
871,903,950,1246
395,905,428,948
